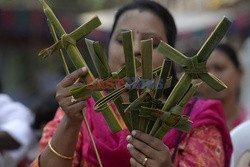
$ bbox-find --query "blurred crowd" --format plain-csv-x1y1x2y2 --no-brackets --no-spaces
0,81,58,167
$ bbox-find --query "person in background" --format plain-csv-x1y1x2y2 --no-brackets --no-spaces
198,43,250,130
32,92,59,133
0,78,34,167
239,35,250,115
18,92,59,166
31,1,232,167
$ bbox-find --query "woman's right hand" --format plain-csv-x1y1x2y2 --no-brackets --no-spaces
56,67,89,124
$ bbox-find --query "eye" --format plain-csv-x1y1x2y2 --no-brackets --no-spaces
213,64,226,72
152,38,160,49
144,35,161,49
141,33,162,49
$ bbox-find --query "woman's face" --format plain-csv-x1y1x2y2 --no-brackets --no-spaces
108,9,167,74
198,49,242,101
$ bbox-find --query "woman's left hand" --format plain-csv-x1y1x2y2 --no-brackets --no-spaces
126,130,173,167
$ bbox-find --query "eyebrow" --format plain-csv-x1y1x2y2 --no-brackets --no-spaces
141,32,162,39
115,30,162,39
142,32,158,36
115,29,131,34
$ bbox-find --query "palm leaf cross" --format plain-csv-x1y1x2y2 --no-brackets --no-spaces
157,16,231,92
94,17,232,139
39,0,123,133
39,0,232,140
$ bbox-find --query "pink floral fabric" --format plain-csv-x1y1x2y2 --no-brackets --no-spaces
30,97,232,167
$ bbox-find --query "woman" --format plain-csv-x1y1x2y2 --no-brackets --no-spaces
31,1,232,167
198,44,249,130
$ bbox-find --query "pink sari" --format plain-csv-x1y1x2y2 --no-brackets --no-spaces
31,97,232,167
81,97,232,167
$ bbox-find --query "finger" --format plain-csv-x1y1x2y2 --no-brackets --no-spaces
61,67,88,87
63,96,87,107
131,130,165,151
130,158,144,167
67,94,89,106
65,101,87,118
59,95,86,109
57,81,86,99
67,82,87,97
126,135,157,159
127,144,153,167
73,96,90,102
68,102,86,112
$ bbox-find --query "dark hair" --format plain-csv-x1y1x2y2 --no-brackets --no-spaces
216,43,241,69
110,0,177,47
216,43,242,99
109,0,178,98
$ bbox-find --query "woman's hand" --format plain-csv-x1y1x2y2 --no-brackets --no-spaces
126,130,172,167
56,67,89,124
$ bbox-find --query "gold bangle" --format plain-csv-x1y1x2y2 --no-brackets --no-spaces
48,140,73,160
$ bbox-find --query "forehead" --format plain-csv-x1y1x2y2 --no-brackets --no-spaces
114,9,167,40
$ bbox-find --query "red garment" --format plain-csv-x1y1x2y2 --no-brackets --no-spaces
164,97,233,167
31,97,232,167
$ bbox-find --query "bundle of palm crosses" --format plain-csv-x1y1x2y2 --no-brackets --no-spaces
39,0,231,139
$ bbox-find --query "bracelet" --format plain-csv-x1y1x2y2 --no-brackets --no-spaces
48,139,73,160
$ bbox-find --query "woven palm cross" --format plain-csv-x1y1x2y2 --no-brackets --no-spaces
39,0,125,133
94,16,231,139
39,0,231,139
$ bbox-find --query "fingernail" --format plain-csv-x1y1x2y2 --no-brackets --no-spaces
127,143,133,150
130,157,136,163
126,135,132,142
131,130,136,136
82,67,87,72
